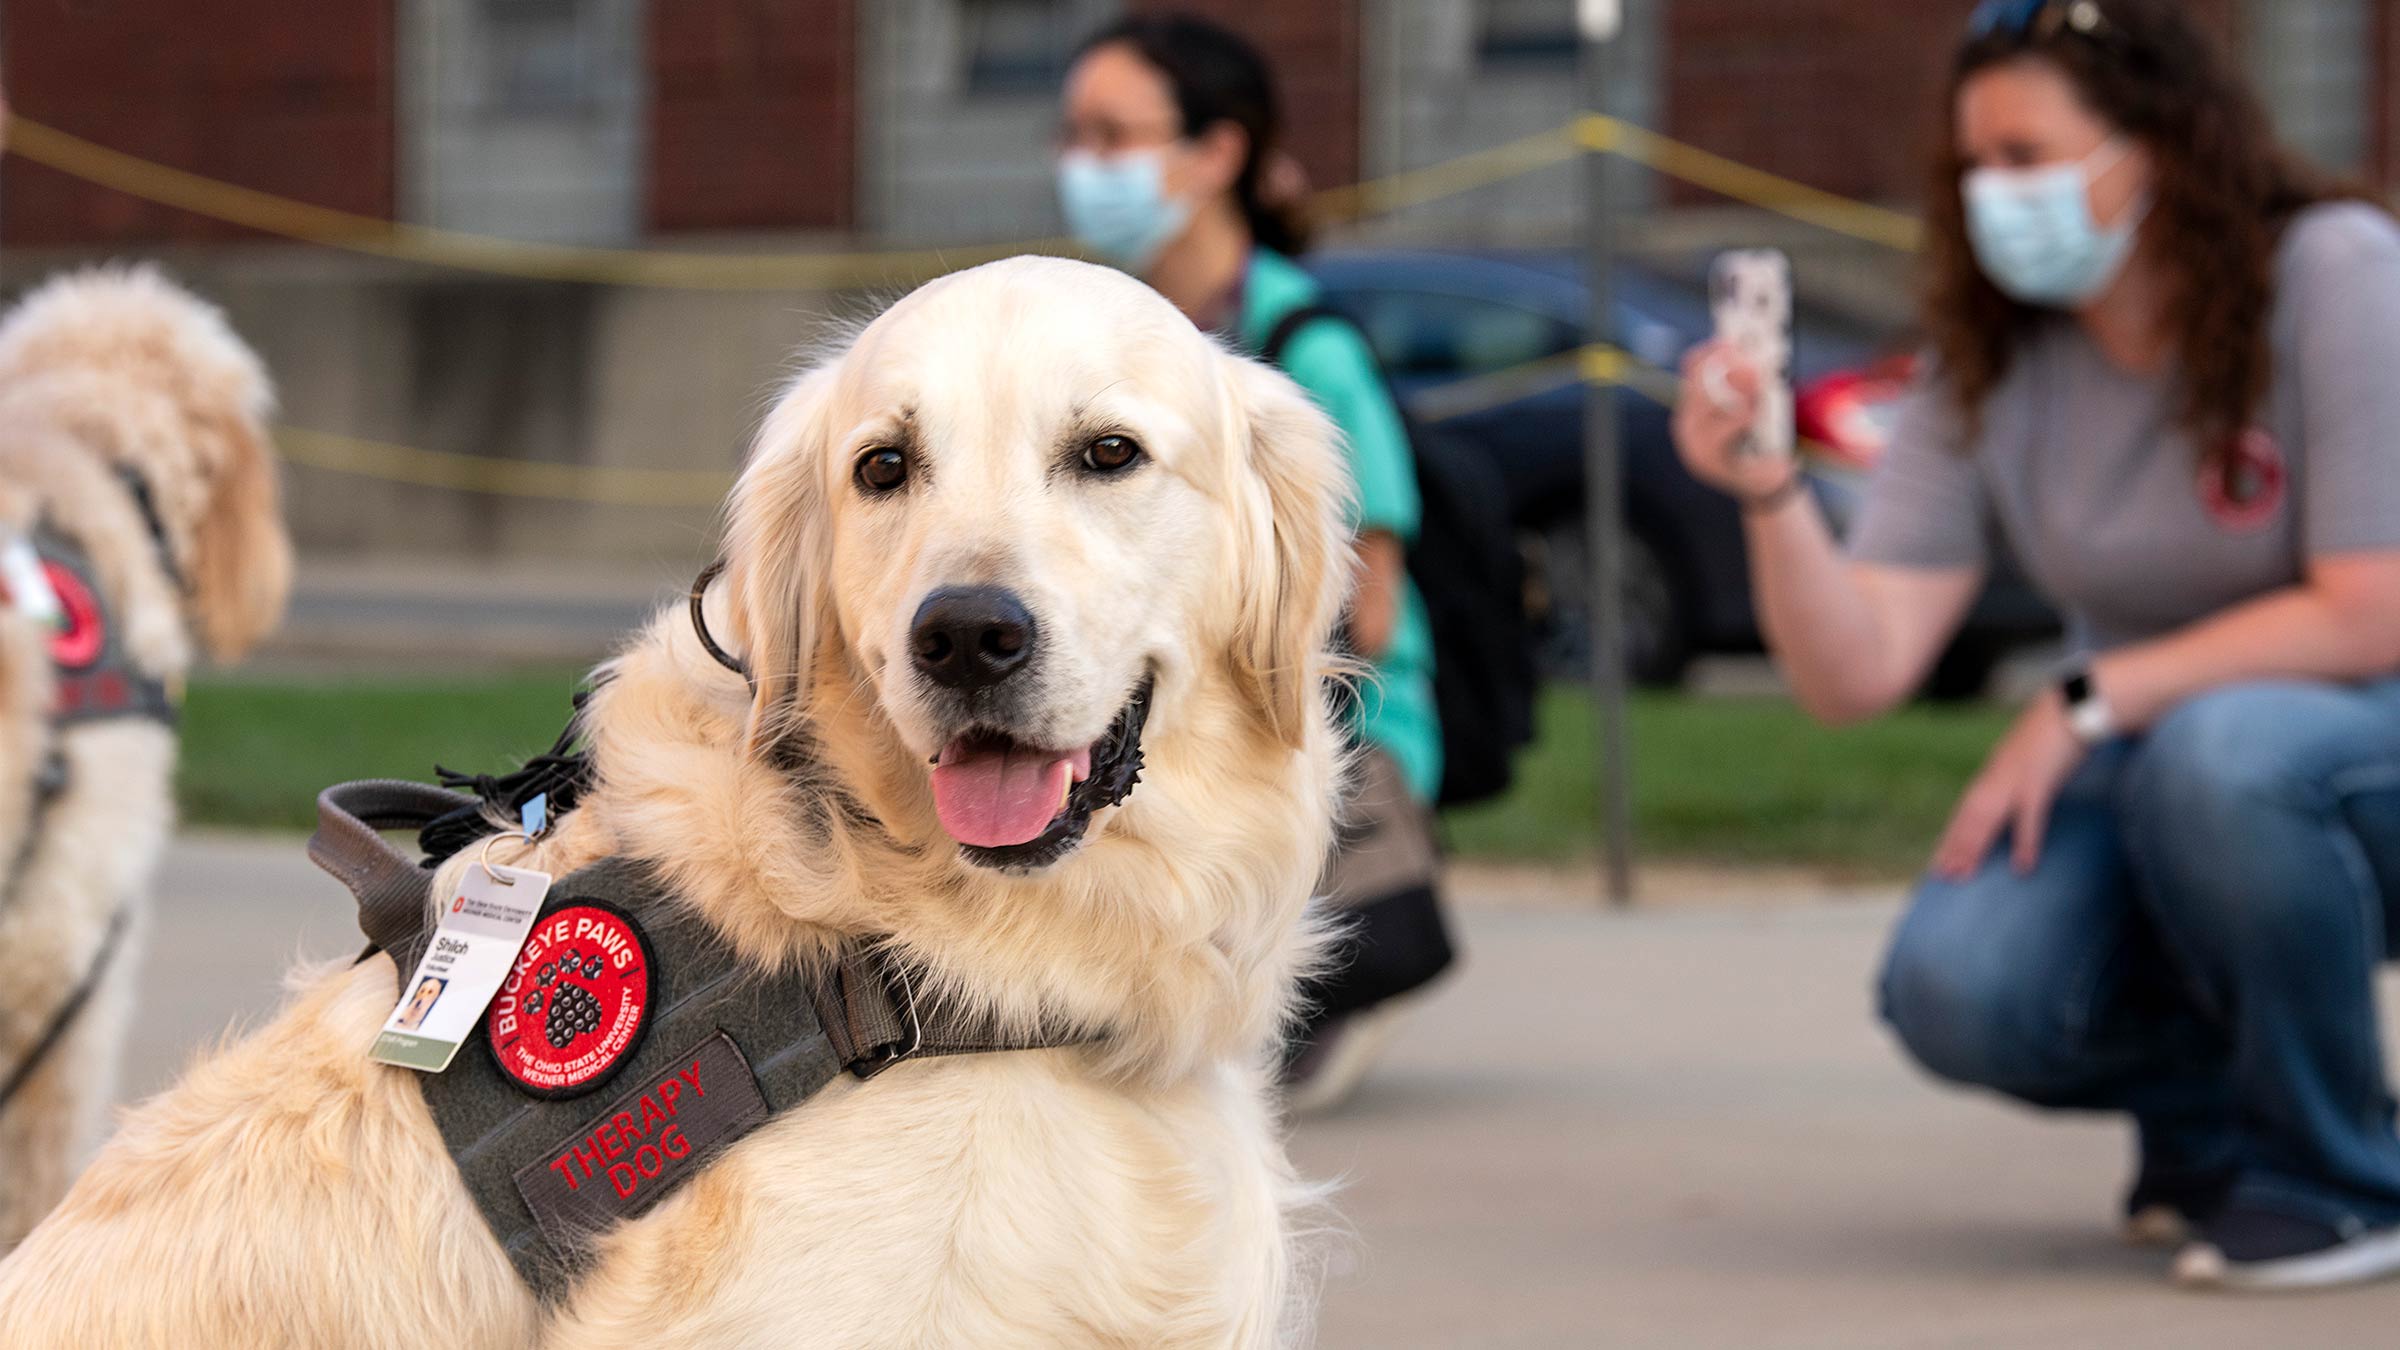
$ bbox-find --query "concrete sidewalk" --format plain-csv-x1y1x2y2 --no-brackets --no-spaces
116,834,2400,1347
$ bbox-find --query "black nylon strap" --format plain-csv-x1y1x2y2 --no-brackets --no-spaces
811,947,1095,1079
112,464,184,595
1258,302,1354,368
307,779,476,954
0,904,130,1111
0,751,68,913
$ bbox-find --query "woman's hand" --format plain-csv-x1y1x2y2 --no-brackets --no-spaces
1672,339,1797,504
1931,691,2087,879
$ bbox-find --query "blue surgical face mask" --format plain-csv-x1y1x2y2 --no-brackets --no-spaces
1057,148,1194,273
1962,139,2148,307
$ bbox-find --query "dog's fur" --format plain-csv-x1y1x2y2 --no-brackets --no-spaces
0,266,291,1250
0,258,1353,1347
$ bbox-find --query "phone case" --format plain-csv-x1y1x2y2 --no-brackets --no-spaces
1708,248,1795,461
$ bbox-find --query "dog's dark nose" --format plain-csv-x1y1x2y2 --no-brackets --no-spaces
910,586,1037,691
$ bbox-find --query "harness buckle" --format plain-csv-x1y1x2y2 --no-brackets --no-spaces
851,957,925,1080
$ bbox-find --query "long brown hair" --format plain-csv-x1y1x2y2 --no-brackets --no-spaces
1922,0,2368,473
1075,14,1313,256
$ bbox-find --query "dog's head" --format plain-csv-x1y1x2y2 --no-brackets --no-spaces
0,265,291,663
723,257,1351,873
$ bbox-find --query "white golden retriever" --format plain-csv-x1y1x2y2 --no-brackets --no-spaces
0,267,289,1250
0,256,1353,1347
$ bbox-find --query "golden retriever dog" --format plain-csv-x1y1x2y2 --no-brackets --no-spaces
0,266,291,1250
0,256,1352,1347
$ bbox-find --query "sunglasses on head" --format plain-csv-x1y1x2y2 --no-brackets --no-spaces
1966,0,2111,42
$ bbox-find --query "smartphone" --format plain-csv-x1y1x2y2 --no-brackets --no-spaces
1708,248,1795,462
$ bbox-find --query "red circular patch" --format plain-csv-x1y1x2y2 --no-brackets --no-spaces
2198,427,2287,533
486,901,653,1099
41,560,103,670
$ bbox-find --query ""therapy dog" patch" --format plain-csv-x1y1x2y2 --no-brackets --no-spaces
486,900,653,1098
512,1032,771,1248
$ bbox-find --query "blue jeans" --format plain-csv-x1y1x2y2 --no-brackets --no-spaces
1879,679,2400,1229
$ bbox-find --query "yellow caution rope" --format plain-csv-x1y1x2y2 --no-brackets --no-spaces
4,109,1921,293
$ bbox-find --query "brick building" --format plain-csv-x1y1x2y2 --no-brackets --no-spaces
0,0,2389,568
8,1,2391,252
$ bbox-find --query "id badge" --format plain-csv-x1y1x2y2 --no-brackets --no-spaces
371,861,552,1073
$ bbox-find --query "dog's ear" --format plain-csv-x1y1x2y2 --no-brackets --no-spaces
723,363,843,759
187,411,293,663
1223,356,1354,750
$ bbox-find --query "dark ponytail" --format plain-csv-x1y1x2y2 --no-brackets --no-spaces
1074,13,1314,256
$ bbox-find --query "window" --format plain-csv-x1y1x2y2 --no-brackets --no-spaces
964,0,1079,96
480,0,602,115
1344,290,1579,380
1477,0,1578,67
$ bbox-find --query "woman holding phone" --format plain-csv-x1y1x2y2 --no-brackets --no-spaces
1675,0,2400,1289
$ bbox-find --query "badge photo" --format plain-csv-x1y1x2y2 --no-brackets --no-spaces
486,899,656,1099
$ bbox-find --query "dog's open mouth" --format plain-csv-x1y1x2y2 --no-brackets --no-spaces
930,677,1152,871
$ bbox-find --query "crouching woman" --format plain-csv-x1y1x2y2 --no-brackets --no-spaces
1674,0,2400,1291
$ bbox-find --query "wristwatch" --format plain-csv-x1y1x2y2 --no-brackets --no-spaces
2058,662,2118,745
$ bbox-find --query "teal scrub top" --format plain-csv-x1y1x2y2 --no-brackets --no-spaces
1236,248,1443,804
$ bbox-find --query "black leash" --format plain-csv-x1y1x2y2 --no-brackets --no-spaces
0,902,131,1111
0,750,68,912
113,463,184,594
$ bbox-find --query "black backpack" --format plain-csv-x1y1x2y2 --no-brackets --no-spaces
1262,305,1537,809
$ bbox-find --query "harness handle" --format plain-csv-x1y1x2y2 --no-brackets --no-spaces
308,779,479,953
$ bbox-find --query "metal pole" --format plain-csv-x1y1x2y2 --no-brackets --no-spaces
1579,0,1635,906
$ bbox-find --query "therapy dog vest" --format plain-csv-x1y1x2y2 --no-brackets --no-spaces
1,465,187,734
24,520,178,728
310,779,1091,1303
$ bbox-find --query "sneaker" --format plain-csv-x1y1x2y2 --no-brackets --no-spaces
2173,1204,2400,1291
2121,1168,2235,1249
2123,1204,2194,1249
1280,1000,1409,1117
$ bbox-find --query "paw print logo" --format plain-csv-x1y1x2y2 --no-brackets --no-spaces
542,954,606,1050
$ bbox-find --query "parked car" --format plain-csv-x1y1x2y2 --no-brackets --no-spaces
1303,248,2058,698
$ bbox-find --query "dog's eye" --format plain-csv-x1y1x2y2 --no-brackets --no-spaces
1082,434,1144,475
854,447,909,494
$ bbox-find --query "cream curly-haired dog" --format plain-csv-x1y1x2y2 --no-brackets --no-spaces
0,266,291,1250
0,256,1353,1347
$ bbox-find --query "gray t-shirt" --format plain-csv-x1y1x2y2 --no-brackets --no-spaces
1850,201,2400,652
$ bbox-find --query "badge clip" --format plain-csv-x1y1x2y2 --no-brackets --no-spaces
476,794,554,888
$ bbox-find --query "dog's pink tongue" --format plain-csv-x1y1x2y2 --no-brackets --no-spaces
930,743,1073,848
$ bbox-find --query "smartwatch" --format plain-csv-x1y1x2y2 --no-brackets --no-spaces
2059,663,2118,745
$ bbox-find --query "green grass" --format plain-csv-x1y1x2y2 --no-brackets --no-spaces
177,669,592,833
176,673,2007,876
1441,686,2010,877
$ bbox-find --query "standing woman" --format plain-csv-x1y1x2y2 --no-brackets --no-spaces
1055,13,1453,1112
1676,0,2400,1290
